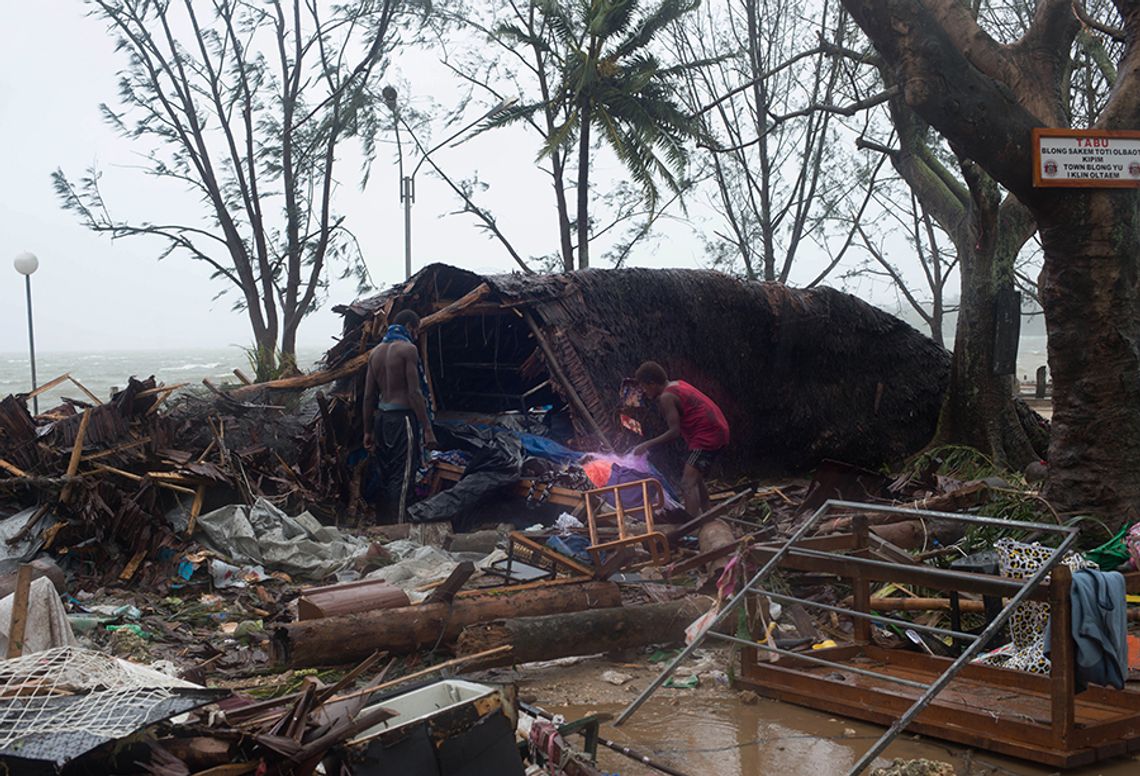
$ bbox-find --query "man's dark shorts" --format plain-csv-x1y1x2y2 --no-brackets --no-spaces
685,447,724,475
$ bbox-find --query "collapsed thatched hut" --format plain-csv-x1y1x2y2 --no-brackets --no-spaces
324,263,950,475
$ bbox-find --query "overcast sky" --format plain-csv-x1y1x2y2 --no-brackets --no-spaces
0,1,917,359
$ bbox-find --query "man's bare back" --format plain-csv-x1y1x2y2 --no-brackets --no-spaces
362,319,436,450
368,340,417,408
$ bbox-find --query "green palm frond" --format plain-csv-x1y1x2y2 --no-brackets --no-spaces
613,0,697,60
539,0,581,50
495,21,553,54
590,0,639,40
540,108,581,159
477,99,549,133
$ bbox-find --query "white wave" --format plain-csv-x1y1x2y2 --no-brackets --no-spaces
165,362,223,372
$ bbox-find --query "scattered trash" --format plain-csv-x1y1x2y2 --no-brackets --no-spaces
601,670,633,686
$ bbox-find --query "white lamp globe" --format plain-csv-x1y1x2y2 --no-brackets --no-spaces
13,252,39,276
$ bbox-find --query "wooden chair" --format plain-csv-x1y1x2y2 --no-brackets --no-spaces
583,478,670,567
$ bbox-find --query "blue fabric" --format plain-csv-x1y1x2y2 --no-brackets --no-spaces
1047,569,1128,691
547,534,593,565
518,433,583,465
381,324,435,423
1072,569,1128,690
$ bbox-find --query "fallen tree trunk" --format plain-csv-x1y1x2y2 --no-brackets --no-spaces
273,580,621,667
455,597,713,667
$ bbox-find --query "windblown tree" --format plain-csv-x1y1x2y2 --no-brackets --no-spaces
838,0,1140,525
53,0,417,378
845,186,960,349
483,0,705,270
672,0,873,283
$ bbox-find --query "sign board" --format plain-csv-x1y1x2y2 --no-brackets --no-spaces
1033,128,1140,188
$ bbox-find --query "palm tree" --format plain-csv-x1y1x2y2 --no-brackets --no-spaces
492,0,703,269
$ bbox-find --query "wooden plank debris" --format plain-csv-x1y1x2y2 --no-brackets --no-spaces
6,565,33,659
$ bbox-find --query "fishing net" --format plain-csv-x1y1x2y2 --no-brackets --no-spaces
0,646,198,750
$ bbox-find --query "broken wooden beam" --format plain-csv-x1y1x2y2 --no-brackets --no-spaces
61,410,91,503
297,579,411,621
419,283,492,329
522,310,612,450
6,565,33,659
0,459,28,478
423,561,475,605
273,580,622,667
456,597,714,667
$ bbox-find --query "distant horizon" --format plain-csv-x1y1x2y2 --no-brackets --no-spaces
0,343,332,357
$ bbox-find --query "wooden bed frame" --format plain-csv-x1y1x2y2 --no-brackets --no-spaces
735,529,1140,769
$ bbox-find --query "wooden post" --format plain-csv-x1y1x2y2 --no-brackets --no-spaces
1036,365,1048,399
418,332,438,413
7,564,33,658
61,409,91,503
1050,563,1075,746
188,486,206,536
851,516,872,643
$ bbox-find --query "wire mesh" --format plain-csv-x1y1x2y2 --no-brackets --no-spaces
0,646,198,750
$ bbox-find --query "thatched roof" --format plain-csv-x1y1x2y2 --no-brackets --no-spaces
330,263,951,473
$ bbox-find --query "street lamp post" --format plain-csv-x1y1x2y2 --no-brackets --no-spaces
13,252,39,415
382,89,516,280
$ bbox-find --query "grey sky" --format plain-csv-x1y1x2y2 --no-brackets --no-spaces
0,1,924,358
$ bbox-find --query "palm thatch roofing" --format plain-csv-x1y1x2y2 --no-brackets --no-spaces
328,263,951,474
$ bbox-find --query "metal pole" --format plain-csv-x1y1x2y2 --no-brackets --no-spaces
403,175,413,280
24,275,37,415
614,500,831,726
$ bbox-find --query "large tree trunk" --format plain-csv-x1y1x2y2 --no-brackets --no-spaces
931,169,1041,470
272,580,621,667
1038,189,1140,521
836,0,1140,528
456,598,713,667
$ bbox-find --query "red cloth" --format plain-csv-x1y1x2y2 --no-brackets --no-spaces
582,459,614,488
664,380,730,451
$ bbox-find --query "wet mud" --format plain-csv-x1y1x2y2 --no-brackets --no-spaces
507,655,1140,776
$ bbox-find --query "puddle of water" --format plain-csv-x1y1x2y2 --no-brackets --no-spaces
549,694,1140,776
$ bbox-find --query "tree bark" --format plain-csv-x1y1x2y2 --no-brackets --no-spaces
272,580,621,666
1038,189,1140,519
456,597,713,667
883,83,1040,469
577,100,593,270
841,0,1140,519
930,168,1041,469
552,149,576,273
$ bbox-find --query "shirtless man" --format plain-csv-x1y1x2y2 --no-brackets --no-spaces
363,310,437,522
632,361,729,517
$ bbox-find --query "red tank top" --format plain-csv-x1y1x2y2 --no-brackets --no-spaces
664,381,730,451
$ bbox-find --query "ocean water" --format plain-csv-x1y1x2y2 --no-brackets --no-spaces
0,336,1052,409
0,347,324,408
940,334,1050,384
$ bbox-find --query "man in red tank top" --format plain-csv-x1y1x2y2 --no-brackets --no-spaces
632,361,730,516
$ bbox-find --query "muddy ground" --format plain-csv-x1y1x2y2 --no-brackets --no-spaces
482,648,1140,776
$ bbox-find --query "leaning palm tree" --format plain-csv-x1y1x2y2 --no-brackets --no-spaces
492,0,704,269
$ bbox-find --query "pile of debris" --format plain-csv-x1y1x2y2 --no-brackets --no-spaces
0,370,328,585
